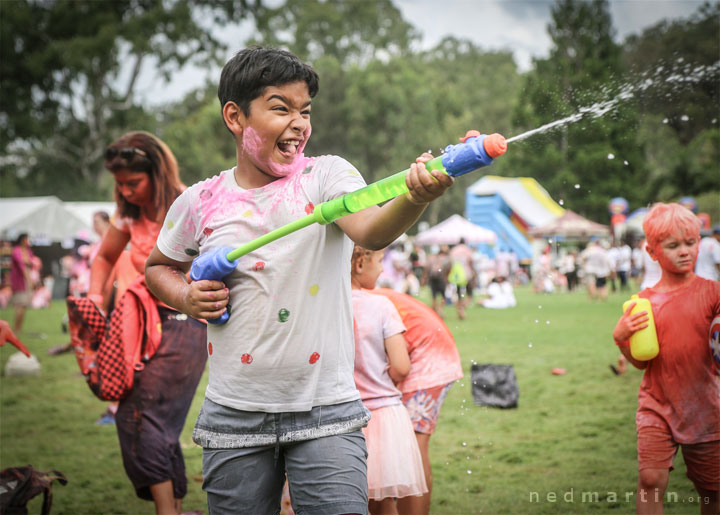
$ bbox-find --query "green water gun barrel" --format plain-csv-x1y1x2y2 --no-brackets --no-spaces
225,131,506,262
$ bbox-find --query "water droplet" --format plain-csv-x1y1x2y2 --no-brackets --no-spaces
467,469,473,474
462,442,467,446
538,305,542,309
623,160,629,166
528,343,533,348
662,118,669,124
559,199,564,205
574,184,580,189
546,320,551,325
680,114,689,121
535,319,539,323
607,153,615,160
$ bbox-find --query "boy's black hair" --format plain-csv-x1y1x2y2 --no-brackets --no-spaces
218,46,320,122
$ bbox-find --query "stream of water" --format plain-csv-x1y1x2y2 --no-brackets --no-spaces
505,60,719,144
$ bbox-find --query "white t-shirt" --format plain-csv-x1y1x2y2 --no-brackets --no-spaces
616,244,632,273
156,156,367,412
607,247,619,272
640,242,662,290
483,281,516,309
695,236,720,281
352,289,406,410
582,244,611,278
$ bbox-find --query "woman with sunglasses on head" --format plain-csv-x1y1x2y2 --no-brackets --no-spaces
87,131,207,515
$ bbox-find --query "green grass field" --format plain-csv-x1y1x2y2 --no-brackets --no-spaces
0,286,702,514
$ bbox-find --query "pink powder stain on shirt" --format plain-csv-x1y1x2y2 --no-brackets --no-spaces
197,173,257,231
304,202,315,215
193,129,320,251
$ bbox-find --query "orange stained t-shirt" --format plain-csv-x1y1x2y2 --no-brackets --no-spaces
370,288,463,393
111,215,163,304
113,215,162,275
636,276,720,444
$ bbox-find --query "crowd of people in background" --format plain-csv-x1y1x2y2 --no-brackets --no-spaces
7,222,718,332
375,239,522,319
368,219,720,319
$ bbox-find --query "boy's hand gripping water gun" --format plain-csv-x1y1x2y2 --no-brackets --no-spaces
190,130,507,324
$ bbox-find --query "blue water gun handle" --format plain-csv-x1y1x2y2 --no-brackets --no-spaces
189,247,237,325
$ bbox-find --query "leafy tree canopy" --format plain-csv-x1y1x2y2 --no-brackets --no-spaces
0,0,258,197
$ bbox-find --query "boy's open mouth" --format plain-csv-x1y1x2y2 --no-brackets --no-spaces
277,139,301,157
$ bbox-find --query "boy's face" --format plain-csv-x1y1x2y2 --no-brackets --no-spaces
649,230,699,275
239,81,312,179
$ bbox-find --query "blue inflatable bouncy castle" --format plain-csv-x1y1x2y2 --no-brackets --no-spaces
465,176,565,261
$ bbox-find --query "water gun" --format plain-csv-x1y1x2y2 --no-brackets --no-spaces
190,130,507,324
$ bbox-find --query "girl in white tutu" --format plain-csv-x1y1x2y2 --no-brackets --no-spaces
351,246,428,514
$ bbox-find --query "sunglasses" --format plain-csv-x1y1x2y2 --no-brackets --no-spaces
105,147,148,161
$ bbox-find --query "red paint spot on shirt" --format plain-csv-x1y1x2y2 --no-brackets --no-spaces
309,352,320,364
203,227,214,236
241,353,253,364
208,342,213,355
305,202,315,215
253,261,265,271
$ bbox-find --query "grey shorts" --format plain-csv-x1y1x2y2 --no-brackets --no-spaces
197,399,370,514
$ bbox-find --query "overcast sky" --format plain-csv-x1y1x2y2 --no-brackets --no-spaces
133,0,706,105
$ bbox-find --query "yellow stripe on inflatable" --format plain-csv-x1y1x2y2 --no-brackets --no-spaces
518,177,565,216
481,175,565,217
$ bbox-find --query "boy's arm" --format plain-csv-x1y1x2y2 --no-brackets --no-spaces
336,153,453,250
612,301,649,369
145,245,229,321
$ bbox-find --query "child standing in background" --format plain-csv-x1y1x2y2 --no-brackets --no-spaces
371,287,463,515
351,246,427,514
612,202,719,514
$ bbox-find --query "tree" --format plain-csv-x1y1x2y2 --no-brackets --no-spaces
505,0,647,221
0,0,258,199
305,37,520,226
621,2,720,201
251,0,418,64
158,86,236,188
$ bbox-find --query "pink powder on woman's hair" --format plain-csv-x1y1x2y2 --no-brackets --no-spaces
241,126,312,178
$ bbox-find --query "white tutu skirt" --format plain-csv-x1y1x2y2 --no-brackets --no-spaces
363,403,428,500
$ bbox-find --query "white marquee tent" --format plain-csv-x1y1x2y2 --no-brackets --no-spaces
415,214,497,246
0,197,115,242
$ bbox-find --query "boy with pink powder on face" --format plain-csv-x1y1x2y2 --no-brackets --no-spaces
612,202,720,515
145,46,452,514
